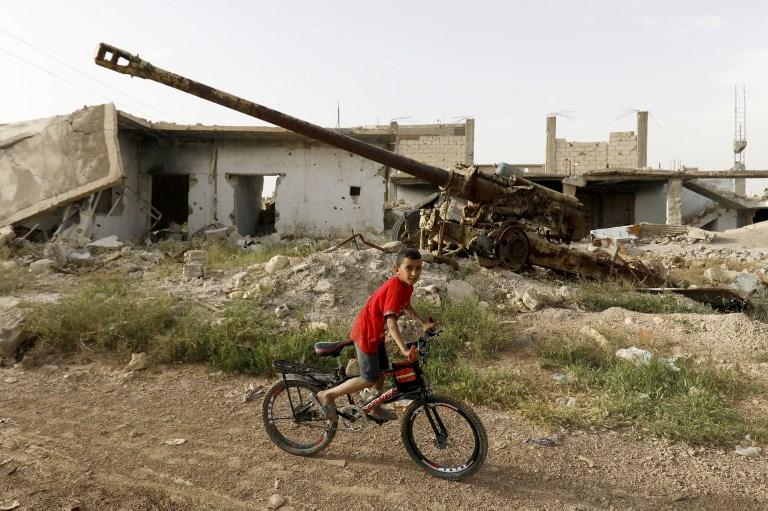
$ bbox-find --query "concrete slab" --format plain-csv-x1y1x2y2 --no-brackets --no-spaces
0,104,123,226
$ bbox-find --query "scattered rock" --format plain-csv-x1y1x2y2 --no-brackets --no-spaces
577,455,595,468
124,353,149,372
735,446,761,457
274,305,289,318
0,501,20,511
580,326,608,348
313,279,333,293
308,321,329,331
345,358,360,376
615,346,652,366
162,438,187,446
88,235,124,249
230,271,248,290
381,241,405,253
204,227,230,239
446,280,476,301
267,494,286,510
243,384,265,402
323,459,347,467
522,288,548,311
29,258,54,274
732,273,760,295
265,255,290,274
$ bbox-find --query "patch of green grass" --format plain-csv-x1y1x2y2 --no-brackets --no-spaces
752,351,768,363
0,263,27,295
427,364,535,409
574,282,714,314
524,336,765,445
28,278,345,375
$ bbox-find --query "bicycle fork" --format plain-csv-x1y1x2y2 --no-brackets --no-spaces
423,402,449,448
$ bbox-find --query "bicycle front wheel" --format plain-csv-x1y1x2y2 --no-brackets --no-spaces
401,395,488,479
262,379,336,456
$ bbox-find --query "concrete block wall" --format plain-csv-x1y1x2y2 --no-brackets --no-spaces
396,135,468,170
554,131,638,174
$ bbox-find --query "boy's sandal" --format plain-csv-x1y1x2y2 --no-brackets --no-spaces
310,394,337,421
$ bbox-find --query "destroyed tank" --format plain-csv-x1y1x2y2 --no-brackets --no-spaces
94,43,665,284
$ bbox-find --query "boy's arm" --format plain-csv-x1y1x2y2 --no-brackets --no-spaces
405,306,436,332
386,315,411,357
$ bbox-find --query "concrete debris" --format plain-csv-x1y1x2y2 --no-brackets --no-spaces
29,258,54,274
580,326,609,348
66,248,93,266
267,494,286,510
183,250,207,278
0,307,25,359
735,446,761,458
345,358,360,376
615,346,652,366
732,273,760,295
162,438,187,446
88,235,124,249
0,226,14,247
274,305,289,318
313,279,332,294
204,227,230,240
265,255,290,274
446,280,477,301
124,353,149,372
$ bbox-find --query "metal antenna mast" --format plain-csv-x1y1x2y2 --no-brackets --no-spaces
734,84,747,170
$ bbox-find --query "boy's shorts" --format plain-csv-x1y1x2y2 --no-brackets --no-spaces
355,342,390,382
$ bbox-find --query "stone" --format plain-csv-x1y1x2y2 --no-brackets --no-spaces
183,263,205,278
162,438,187,446
732,273,760,295
258,278,277,294
381,241,405,253
0,308,26,358
88,235,123,249
345,358,360,376
265,255,290,274
228,291,244,300
446,280,476,301
313,279,333,294
124,353,149,372
274,305,289,318
323,459,346,467
580,326,608,348
735,446,761,457
522,288,547,311
230,271,248,290
267,494,286,510
204,227,230,239
66,248,93,265
29,258,54,274
317,293,335,307
0,226,15,247
308,321,328,331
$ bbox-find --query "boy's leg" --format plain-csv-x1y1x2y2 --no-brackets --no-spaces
317,343,380,406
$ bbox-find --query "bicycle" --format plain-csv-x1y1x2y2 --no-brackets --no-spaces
262,330,488,479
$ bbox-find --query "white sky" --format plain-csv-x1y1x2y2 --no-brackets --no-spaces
3,1,768,193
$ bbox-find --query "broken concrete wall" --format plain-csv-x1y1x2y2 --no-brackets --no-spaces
92,132,151,241
216,141,385,237
554,132,638,174
0,104,123,227
634,183,667,224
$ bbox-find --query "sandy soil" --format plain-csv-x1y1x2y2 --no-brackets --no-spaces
2,360,766,511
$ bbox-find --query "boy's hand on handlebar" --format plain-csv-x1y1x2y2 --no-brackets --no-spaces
406,345,419,363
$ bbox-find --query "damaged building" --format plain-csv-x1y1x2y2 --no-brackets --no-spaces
0,104,474,241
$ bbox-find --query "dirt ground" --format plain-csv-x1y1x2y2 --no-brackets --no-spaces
1,360,766,511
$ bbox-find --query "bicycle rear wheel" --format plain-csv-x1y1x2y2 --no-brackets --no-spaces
262,379,337,456
401,395,487,479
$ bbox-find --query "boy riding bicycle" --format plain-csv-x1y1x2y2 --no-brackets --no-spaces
314,247,435,420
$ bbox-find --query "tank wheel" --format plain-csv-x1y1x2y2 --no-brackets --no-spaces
496,227,529,271
392,209,421,247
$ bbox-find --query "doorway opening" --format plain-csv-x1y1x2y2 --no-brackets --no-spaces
152,174,189,230
231,174,279,236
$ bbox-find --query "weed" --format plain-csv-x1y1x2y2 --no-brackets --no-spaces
528,336,764,444
426,363,535,408
0,264,27,295
574,282,713,314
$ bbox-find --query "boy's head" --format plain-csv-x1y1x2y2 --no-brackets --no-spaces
394,248,423,286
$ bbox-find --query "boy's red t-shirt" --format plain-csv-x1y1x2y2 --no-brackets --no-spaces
350,276,413,354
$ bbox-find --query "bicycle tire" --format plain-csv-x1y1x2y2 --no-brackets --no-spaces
400,395,488,479
262,379,337,456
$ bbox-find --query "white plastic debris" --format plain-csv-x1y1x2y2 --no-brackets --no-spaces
615,346,652,366
162,438,187,446
735,446,762,457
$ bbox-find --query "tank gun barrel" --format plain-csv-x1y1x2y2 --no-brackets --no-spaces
94,43,583,211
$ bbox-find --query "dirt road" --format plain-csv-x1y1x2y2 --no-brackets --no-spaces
1,362,765,511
